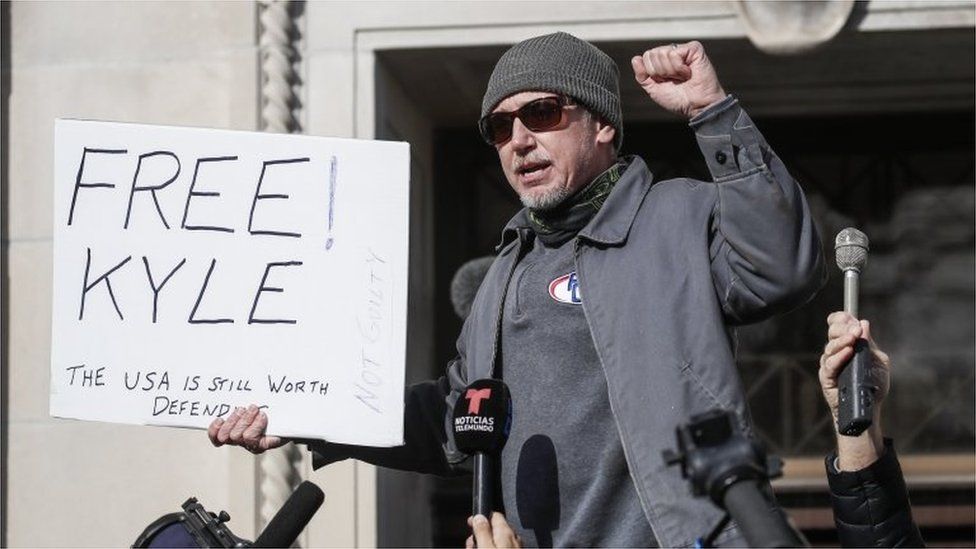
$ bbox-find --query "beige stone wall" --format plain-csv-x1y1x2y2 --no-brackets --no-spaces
5,2,262,546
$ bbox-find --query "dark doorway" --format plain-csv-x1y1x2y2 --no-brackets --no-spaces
376,27,976,547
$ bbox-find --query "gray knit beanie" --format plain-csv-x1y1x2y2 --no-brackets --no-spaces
481,32,623,149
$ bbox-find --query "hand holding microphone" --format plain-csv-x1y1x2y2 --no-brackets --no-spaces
819,312,890,470
452,379,512,519
465,513,522,549
833,228,877,436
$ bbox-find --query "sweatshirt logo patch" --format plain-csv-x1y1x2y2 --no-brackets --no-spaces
548,272,582,304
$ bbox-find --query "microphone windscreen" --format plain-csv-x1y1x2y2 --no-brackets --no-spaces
452,378,512,454
450,256,495,319
835,227,869,272
253,481,325,548
515,434,560,533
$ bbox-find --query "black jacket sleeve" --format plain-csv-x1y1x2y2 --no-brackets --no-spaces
826,439,924,547
300,292,482,475
299,376,466,475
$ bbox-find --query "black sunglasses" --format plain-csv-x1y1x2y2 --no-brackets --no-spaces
478,96,573,145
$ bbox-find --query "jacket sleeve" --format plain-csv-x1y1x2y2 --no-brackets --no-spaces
826,439,925,547
692,95,827,325
302,328,473,475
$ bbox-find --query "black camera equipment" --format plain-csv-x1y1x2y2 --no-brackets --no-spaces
663,409,806,548
132,496,251,548
133,481,324,548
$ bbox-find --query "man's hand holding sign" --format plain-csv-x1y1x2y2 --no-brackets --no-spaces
209,404,283,454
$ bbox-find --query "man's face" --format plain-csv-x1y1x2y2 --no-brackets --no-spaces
493,91,613,210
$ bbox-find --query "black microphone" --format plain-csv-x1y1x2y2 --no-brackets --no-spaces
515,435,559,548
253,481,325,548
452,379,512,517
721,479,805,548
834,228,874,436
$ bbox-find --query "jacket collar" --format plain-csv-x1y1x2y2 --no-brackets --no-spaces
495,155,655,251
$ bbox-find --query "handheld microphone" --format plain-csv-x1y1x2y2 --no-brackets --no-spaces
253,481,325,548
834,228,874,436
452,379,512,518
515,435,559,547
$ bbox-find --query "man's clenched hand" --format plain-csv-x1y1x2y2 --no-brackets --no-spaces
208,404,286,454
631,41,727,119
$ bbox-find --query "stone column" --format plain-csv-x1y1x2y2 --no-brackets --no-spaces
257,0,304,541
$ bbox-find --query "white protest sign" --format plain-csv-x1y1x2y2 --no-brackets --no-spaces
50,119,409,447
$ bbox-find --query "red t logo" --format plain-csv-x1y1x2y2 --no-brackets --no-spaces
465,388,492,414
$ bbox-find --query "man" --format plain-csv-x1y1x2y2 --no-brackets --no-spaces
466,312,925,548
820,313,924,547
211,33,825,547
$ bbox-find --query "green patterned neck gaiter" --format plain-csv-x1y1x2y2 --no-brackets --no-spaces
528,157,628,246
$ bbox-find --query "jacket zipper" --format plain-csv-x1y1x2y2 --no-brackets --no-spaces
574,236,663,546
488,229,528,379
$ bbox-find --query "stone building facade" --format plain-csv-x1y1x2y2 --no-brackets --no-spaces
2,1,974,546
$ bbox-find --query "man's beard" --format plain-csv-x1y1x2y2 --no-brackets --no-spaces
519,184,573,210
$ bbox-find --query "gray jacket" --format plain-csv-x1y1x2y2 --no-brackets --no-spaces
310,97,826,547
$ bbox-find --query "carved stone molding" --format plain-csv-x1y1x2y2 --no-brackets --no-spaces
257,0,304,541
260,0,302,134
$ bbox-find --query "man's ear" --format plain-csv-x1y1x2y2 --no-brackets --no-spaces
594,119,616,146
